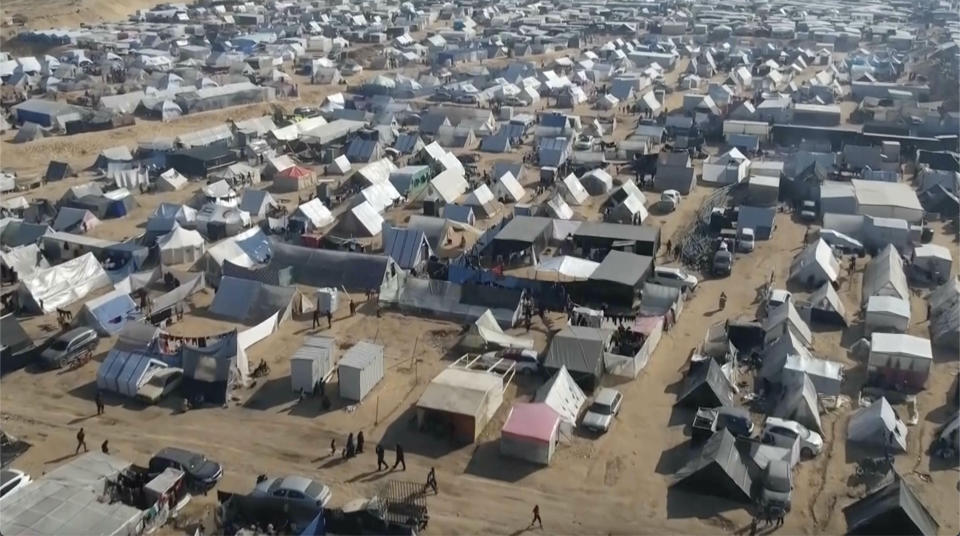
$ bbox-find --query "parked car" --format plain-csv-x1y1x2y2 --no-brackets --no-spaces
652,266,699,291
574,135,595,151
713,406,754,437
0,469,31,502
455,94,478,105
341,62,362,76
581,388,623,433
478,348,540,375
712,248,733,276
738,228,755,252
136,368,184,404
501,95,525,107
762,417,824,458
760,460,793,513
252,475,333,509
39,327,98,369
660,190,681,212
149,447,223,492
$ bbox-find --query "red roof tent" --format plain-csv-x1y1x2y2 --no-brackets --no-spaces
501,402,560,442
278,165,313,179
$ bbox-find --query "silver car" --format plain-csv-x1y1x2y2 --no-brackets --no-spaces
252,475,332,508
581,388,623,433
39,327,98,369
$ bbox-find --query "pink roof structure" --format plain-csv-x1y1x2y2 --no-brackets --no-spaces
501,402,560,442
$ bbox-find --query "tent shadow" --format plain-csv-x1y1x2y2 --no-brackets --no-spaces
66,379,99,403
667,405,693,428
464,440,541,483
377,406,464,459
655,439,693,476
666,487,745,520
243,377,301,411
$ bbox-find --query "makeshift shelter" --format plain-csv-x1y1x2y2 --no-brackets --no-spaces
44,161,74,181
327,155,351,175
52,207,100,233
274,165,316,192
443,205,476,226
492,171,527,203
461,309,535,351
269,241,400,293
12,122,45,143
238,190,276,218
536,256,599,281
201,180,239,206
338,201,384,237
81,289,140,336
416,367,505,442
543,326,611,390
579,169,613,195
337,342,384,401
763,300,813,348
929,279,959,350
671,429,753,503
782,354,843,397
382,225,432,271
1,243,48,281
209,276,297,325
809,282,848,325
180,332,247,405
147,203,196,233
560,173,589,205
290,199,334,232
867,333,933,390
158,225,205,265
865,296,911,334
844,477,939,536
500,403,561,465
736,206,776,240
910,244,952,285
586,251,653,309
862,245,909,306
195,204,251,240
17,252,111,313
676,358,734,408
789,239,840,288
290,336,335,393
96,350,170,398
534,366,587,427
847,397,908,453
772,372,823,434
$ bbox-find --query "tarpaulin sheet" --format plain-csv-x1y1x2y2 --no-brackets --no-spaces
18,252,111,313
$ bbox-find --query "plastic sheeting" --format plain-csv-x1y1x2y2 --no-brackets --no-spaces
210,276,296,324
18,252,111,313
81,289,140,335
461,309,534,350
97,350,169,397
534,366,587,426
1,244,49,278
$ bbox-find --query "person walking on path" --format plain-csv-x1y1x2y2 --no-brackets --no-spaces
330,438,336,457
376,444,388,471
719,292,727,311
344,433,355,458
312,308,320,329
75,428,88,454
393,443,405,471
349,300,356,317
101,440,109,454
95,391,104,415
356,431,364,454
425,467,438,494
326,310,332,328
531,505,542,529
665,240,672,258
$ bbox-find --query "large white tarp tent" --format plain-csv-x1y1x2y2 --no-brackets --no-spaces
291,198,335,231
851,179,924,223
561,173,589,205
862,244,909,306
847,397,908,452
158,224,205,265
788,239,840,287
492,171,527,203
500,402,561,465
18,252,111,313
461,309,535,351
338,201,383,237
536,255,599,280
1,244,49,280
534,365,587,428
197,227,270,283
865,295,911,334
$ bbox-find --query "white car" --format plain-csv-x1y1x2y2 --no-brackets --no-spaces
652,266,698,291
478,349,540,375
0,469,31,502
581,388,623,434
660,190,681,212
252,475,333,508
762,417,824,458
767,289,792,309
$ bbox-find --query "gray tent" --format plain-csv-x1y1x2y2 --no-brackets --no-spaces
676,358,734,408
209,276,297,324
180,331,247,405
772,372,822,434
844,476,939,536
671,429,753,503
737,206,776,240
12,122,45,143
269,241,399,293
847,397,908,453
543,326,611,390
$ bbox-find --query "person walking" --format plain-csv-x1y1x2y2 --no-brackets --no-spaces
101,439,109,454
326,310,333,328
344,433,355,458
95,391,104,415
424,467,438,494
312,308,320,329
719,292,727,311
356,431,364,454
75,428,88,454
376,444,388,471
774,506,785,528
665,239,672,258
393,443,405,471
349,300,356,317
330,438,336,456
531,504,542,529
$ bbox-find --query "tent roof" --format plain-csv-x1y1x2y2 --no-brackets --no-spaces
534,365,587,425
417,368,502,417
537,255,599,279
292,199,334,228
870,333,932,360
209,276,295,324
158,224,205,250
502,403,560,442
589,250,652,287
383,225,431,269
847,397,908,452
544,326,610,375
671,429,753,502
862,244,909,305
844,477,939,536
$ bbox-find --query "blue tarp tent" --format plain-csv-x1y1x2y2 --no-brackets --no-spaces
81,288,141,335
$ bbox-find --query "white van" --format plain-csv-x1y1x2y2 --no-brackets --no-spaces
738,228,755,252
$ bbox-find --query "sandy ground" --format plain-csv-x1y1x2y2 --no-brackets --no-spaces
1,34,959,536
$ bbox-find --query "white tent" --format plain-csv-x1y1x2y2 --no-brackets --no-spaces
463,184,498,217
492,171,527,203
862,244,908,306
534,366,587,427
788,239,840,287
291,198,334,231
545,194,574,220
427,169,469,204
462,309,535,351
847,397,907,452
157,169,188,191
17,252,111,313
865,295,910,334
537,256,599,280
340,201,384,237
360,182,401,213
561,173,589,205
202,180,239,207
327,154,351,175
580,169,613,195
158,224,206,265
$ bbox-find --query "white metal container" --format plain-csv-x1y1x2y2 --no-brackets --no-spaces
338,341,384,401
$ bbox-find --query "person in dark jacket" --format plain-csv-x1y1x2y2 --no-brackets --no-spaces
393,443,405,470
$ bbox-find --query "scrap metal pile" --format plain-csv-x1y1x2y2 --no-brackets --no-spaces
674,184,737,271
